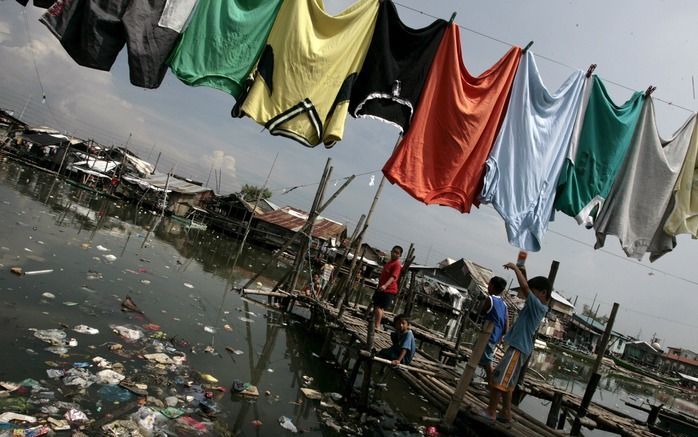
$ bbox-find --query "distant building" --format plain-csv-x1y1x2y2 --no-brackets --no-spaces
608,331,634,356
540,292,575,340
659,347,698,378
253,206,347,250
565,314,605,353
622,341,663,368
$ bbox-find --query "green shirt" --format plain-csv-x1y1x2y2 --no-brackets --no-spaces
168,0,283,98
555,75,644,225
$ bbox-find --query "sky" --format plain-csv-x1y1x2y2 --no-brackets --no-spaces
1,0,697,350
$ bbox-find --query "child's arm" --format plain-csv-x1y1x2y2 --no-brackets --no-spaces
503,262,530,297
380,275,396,292
391,348,408,366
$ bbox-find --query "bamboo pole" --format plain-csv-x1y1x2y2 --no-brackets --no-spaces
571,302,620,435
238,165,354,291
322,214,365,300
287,158,332,293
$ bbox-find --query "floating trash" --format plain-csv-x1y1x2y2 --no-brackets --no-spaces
203,326,215,334
73,325,99,335
183,283,194,289
103,254,117,262
279,416,298,433
41,292,56,299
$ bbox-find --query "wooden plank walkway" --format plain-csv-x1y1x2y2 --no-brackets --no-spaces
321,299,659,436
243,292,659,437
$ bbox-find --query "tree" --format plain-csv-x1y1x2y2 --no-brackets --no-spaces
239,184,271,202
581,304,608,325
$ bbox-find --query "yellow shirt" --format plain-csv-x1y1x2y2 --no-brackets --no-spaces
664,120,698,238
238,0,379,147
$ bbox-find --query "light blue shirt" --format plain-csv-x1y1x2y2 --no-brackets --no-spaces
505,292,548,355
480,51,586,251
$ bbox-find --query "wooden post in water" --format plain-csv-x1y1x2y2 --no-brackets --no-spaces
546,391,564,427
443,321,494,425
322,214,365,301
238,164,354,291
335,173,387,314
287,158,332,294
570,302,620,436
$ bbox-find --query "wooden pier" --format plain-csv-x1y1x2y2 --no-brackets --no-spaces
238,288,663,437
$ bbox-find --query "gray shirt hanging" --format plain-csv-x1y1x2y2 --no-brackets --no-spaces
594,98,696,261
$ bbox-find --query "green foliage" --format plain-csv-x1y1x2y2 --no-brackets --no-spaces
239,184,271,202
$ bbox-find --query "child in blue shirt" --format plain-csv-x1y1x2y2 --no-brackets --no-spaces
482,262,551,427
379,313,416,365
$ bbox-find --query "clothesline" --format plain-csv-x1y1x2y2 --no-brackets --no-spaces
18,0,698,259
393,1,695,114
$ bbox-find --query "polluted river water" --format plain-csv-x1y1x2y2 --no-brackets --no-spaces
0,160,438,435
0,159,697,436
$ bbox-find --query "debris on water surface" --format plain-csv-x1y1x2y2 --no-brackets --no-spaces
73,325,99,335
278,416,298,433
41,292,55,299
25,269,53,276
183,282,194,288
121,296,144,314
103,254,117,262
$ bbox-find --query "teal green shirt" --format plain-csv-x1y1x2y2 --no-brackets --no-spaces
168,0,283,98
555,76,644,225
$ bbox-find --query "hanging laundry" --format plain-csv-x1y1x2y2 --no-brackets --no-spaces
480,52,586,251
594,100,696,261
16,0,54,8
554,76,644,226
234,0,379,148
663,120,698,238
382,24,521,213
168,0,283,99
40,0,199,89
348,0,447,132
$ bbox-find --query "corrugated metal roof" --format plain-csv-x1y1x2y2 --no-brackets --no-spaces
257,207,346,242
122,173,213,194
463,260,494,292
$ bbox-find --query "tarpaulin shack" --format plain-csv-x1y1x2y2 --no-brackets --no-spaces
253,206,346,250
408,259,494,313
0,108,27,134
13,129,85,170
120,172,214,216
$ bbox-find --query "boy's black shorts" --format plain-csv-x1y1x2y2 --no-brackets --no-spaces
372,291,395,310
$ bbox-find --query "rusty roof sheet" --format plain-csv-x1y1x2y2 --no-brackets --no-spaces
257,207,346,241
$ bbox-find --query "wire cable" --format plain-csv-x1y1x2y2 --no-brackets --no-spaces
393,1,696,114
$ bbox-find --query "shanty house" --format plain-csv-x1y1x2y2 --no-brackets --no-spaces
253,206,346,250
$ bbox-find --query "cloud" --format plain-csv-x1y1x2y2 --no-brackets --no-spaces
201,149,237,189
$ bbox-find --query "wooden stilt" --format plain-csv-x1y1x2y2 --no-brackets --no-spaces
571,302,620,435
443,321,493,425
344,355,363,401
546,391,564,427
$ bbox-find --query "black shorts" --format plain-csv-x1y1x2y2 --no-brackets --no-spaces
372,291,395,310
40,0,180,88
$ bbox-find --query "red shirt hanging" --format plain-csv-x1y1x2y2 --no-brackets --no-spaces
382,24,521,213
